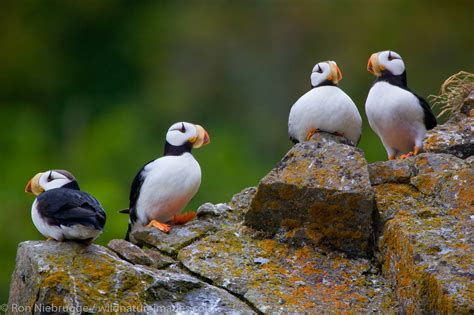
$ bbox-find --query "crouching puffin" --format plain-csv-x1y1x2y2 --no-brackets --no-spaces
365,50,437,160
288,61,362,145
124,122,210,243
25,170,106,243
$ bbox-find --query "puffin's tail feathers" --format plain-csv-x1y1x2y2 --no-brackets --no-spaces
125,223,131,241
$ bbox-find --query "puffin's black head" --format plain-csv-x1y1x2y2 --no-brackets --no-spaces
367,50,406,77
164,122,210,156
310,61,343,88
25,170,79,195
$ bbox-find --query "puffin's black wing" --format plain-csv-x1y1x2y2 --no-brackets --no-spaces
36,188,106,230
414,94,437,130
125,161,152,241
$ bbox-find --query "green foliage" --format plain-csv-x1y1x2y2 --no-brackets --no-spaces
0,0,472,302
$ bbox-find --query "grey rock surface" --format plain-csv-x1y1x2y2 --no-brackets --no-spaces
7,241,254,314
245,132,375,257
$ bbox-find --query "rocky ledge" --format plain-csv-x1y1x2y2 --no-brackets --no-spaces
7,92,473,314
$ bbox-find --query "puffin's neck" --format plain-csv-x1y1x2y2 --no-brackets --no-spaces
376,71,407,88
62,181,80,190
312,80,337,89
164,141,193,156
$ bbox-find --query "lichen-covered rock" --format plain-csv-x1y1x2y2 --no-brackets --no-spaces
107,239,174,269
424,115,473,159
245,133,375,257
179,227,398,313
8,241,254,314
197,202,231,217
375,154,474,314
369,159,416,185
132,219,217,255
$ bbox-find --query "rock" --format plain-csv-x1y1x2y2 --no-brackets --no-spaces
179,228,397,313
142,249,175,269
245,133,375,257
8,241,254,314
107,239,155,266
368,159,416,185
132,219,217,255
107,239,174,269
424,115,473,159
375,154,474,314
197,202,230,217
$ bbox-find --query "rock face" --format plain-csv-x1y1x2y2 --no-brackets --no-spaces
424,109,473,159
8,90,474,314
370,153,474,314
245,133,375,257
8,241,253,314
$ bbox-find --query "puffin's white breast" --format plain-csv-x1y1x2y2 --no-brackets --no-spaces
136,153,202,224
288,86,362,144
365,81,426,152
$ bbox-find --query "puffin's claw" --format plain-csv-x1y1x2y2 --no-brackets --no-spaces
146,219,171,233
172,212,196,225
399,152,414,159
305,128,320,141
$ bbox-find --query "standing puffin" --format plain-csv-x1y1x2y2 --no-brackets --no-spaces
124,122,210,243
365,50,437,160
25,170,106,243
288,61,362,145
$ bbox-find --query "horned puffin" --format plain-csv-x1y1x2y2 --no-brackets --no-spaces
365,50,437,160
124,122,210,243
288,61,362,145
25,170,106,243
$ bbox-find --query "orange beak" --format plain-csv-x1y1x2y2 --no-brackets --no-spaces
25,179,33,193
191,125,211,148
328,61,343,84
367,53,382,76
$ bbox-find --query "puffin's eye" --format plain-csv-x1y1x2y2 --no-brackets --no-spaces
47,171,54,182
316,65,323,73
180,123,186,133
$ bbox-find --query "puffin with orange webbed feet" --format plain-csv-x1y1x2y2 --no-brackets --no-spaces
288,61,362,145
365,50,437,160
123,122,210,244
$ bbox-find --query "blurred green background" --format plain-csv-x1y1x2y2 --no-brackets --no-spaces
0,0,472,302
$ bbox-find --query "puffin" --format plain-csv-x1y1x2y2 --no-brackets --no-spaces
288,61,362,145
365,50,437,160
25,170,106,243
124,122,210,243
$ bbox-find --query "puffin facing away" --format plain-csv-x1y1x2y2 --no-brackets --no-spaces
125,122,210,243
365,50,437,160
25,170,106,243
288,61,362,145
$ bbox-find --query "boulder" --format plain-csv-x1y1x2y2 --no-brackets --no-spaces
107,239,174,269
179,226,397,313
245,133,375,257
132,219,217,256
374,154,474,314
7,241,254,314
424,115,473,159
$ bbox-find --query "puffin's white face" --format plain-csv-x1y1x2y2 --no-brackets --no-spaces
166,122,210,148
26,170,76,196
310,61,343,87
367,50,405,76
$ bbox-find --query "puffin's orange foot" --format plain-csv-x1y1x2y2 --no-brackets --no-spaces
388,155,396,160
146,219,171,233
46,237,54,241
172,212,196,225
305,128,320,141
413,146,421,155
399,152,414,159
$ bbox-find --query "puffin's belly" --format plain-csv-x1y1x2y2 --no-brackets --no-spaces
136,155,201,224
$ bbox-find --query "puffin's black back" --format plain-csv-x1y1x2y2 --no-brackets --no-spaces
36,188,106,230
374,71,437,130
